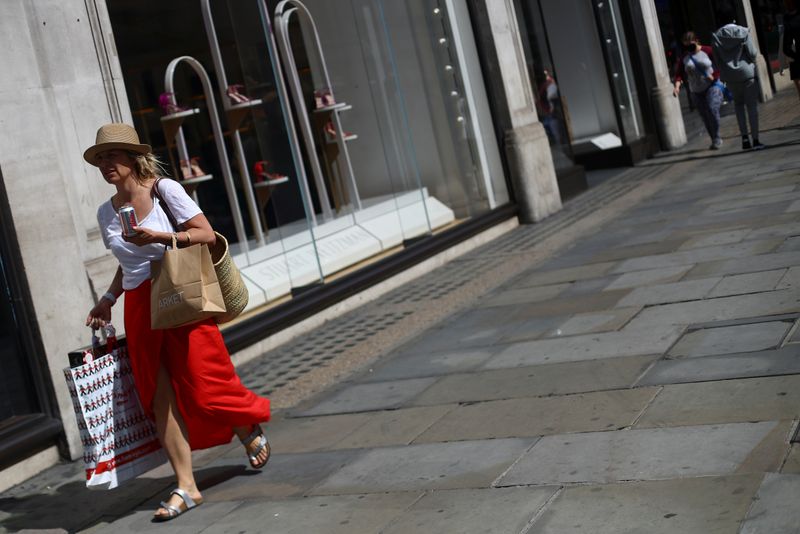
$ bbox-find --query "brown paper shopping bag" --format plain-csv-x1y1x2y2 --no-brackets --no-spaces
150,238,226,329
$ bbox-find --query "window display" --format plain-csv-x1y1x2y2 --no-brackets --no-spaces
108,0,508,313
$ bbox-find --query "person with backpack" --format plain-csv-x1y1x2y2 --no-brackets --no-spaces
711,9,766,150
673,32,724,150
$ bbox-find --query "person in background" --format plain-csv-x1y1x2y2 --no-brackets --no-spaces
673,32,724,150
712,8,766,150
784,0,800,100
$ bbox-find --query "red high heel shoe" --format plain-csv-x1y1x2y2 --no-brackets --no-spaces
253,161,288,184
159,92,188,115
226,84,251,105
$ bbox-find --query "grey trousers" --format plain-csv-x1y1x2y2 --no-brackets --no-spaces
728,78,760,139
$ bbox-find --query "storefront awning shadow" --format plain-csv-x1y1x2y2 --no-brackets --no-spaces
0,464,252,532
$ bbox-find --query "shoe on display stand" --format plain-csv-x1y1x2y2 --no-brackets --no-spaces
253,160,288,184
323,121,355,142
189,157,207,177
179,159,193,180
226,84,252,105
158,92,188,115
314,88,336,109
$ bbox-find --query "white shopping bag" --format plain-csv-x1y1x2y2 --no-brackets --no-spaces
64,325,166,490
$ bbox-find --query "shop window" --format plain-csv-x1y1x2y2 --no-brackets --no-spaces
107,0,508,314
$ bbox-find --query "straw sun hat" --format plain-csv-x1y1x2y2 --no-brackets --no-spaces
83,123,152,166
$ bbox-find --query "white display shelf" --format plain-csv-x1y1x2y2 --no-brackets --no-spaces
236,190,455,311
313,103,352,113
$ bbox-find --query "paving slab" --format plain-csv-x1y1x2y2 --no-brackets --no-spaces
0,475,170,533
740,473,800,534
478,283,571,308
557,275,618,297
636,376,800,428
604,265,692,290
745,221,800,241
546,307,640,336
332,405,455,449
497,315,567,344
381,487,557,534
526,475,763,534
702,185,797,204
497,422,777,486
310,438,535,495
782,444,800,474
703,191,800,213
616,278,720,308
497,290,631,320
363,347,498,382
777,266,800,289
625,289,800,329
684,251,800,279
414,388,658,443
513,261,617,287
668,321,791,358
706,269,786,297
79,501,243,534
204,449,362,500
611,239,780,273
586,239,687,263
200,493,421,534
411,355,657,406
296,377,438,416
483,325,682,369
267,413,373,453
677,229,750,250
777,235,800,252
636,345,800,386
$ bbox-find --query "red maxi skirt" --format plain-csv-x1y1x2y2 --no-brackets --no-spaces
124,280,270,450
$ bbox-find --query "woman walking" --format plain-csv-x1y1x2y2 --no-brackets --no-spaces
83,123,271,521
673,31,725,150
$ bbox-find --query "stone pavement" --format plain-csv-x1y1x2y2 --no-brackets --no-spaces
3,90,800,533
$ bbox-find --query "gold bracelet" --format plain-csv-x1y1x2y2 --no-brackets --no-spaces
185,230,191,244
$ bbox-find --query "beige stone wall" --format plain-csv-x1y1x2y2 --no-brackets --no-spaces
0,0,131,460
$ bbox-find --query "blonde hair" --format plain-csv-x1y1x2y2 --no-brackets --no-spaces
128,151,169,183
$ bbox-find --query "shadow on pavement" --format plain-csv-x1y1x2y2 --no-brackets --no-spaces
0,464,253,533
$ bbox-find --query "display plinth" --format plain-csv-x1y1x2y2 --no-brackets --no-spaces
160,109,201,144
178,174,213,196
225,98,264,131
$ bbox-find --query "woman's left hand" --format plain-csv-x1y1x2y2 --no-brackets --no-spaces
123,226,169,247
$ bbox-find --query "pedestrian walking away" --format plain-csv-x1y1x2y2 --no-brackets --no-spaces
83,123,271,522
673,31,725,150
783,0,800,100
712,8,766,150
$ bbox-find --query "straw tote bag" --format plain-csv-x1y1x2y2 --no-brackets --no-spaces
152,179,249,325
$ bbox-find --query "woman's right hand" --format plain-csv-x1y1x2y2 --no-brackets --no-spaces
85,299,112,329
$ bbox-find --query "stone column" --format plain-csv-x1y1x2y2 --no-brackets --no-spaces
740,0,774,102
639,0,687,150
484,0,561,223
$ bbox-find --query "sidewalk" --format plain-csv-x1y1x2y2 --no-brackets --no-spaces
3,89,800,533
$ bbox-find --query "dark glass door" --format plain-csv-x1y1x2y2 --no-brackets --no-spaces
0,172,62,468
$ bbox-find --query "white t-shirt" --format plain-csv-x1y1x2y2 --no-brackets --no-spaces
97,179,203,290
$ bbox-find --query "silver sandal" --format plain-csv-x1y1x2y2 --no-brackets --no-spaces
240,424,271,469
153,488,203,522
